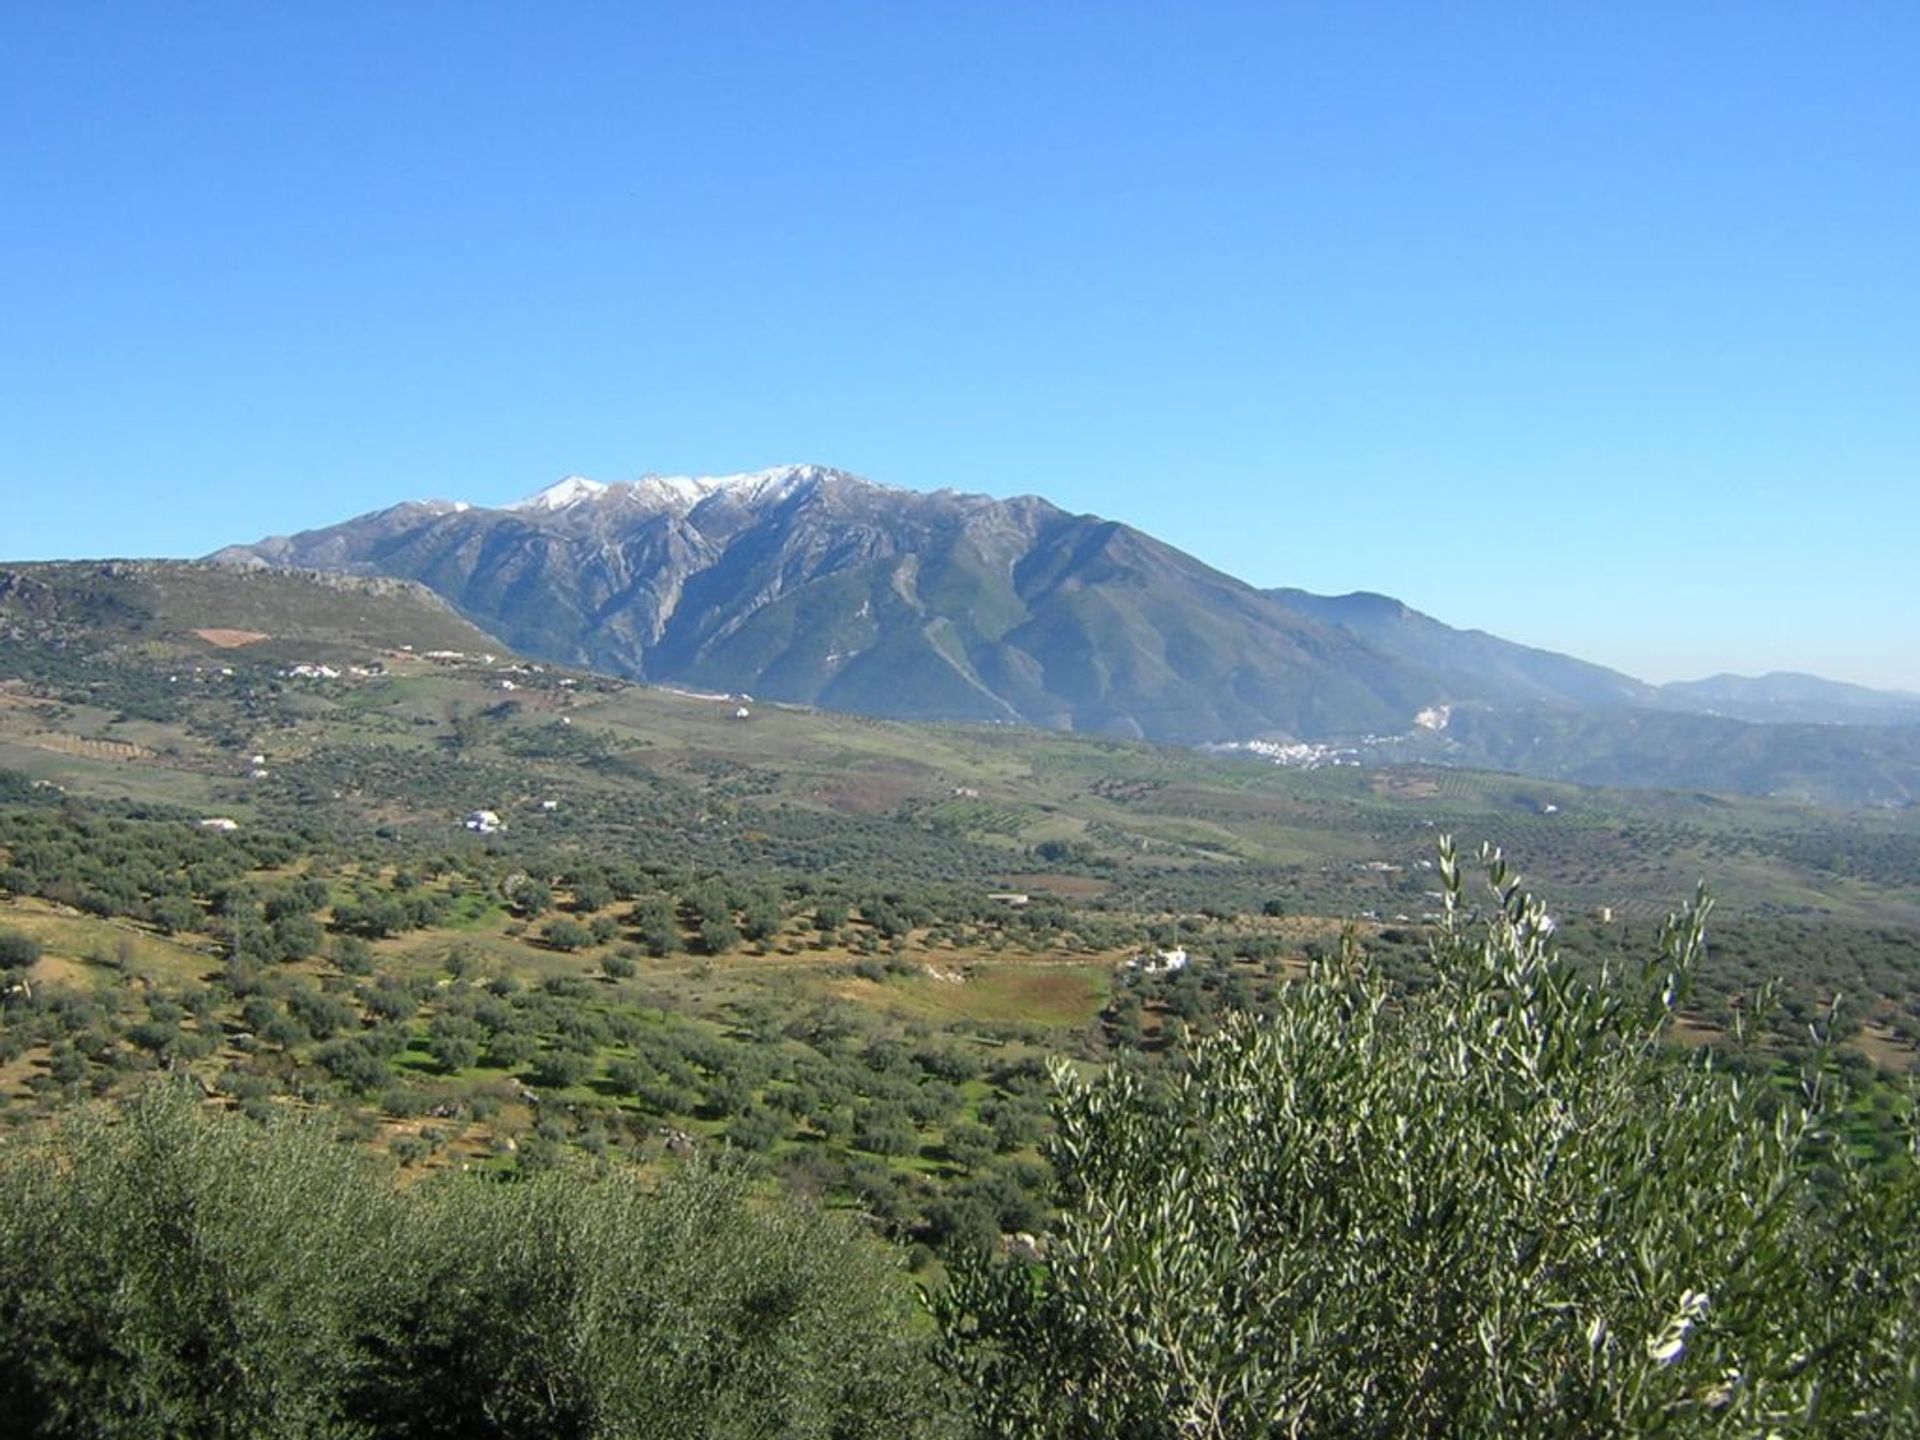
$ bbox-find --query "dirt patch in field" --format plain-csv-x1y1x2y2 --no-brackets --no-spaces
1001,873,1111,899
811,776,925,815
1668,1014,1727,1049
1371,773,1441,800
824,962,1108,1027
28,955,96,988
0,900,219,985
193,628,272,648
29,733,152,762
1854,1021,1919,1072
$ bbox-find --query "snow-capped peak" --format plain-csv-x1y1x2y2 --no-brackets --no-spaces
512,476,610,512
500,464,877,517
629,463,848,506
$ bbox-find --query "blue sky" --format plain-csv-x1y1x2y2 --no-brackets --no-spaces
3,3,1915,689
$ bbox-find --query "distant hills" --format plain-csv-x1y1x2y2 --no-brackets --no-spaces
1655,672,1920,727
68,459,1900,809
1407,704,1920,808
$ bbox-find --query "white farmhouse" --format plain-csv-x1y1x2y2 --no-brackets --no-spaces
1129,946,1190,975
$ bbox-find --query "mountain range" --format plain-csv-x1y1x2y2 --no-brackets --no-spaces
207,464,1916,805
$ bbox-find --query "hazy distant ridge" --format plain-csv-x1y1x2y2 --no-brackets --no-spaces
1655,672,1920,727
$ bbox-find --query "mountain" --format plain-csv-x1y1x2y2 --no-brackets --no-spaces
203,463,1920,807
1657,672,1920,727
213,465,1472,743
1263,589,1655,709
0,561,503,663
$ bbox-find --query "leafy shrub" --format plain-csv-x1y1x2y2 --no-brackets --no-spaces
600,950,637,980
0,1086,955,1439
316,1037,390,1094
0,1085,393,1437
936,841,1920,1437
0,929,42,971
530,1045,593,1090
539,917,592,952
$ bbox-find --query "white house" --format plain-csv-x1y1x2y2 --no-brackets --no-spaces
1129,946,1190,975
463,809,502,834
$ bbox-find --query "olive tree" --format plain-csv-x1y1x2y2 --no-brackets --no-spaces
0,1083,393,1438
935,840,1920,1438
0,928,41,971
0,1087,959,1439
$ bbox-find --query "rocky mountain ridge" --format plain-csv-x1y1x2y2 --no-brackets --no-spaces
209,464,1920,794
216,466,1455,741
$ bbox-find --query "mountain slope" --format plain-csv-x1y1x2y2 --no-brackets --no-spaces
1264,588,1655,709
0,561,504,661
202,465,1920,805
213,466,1456,742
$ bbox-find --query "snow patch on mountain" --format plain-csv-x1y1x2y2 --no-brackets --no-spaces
512,476,610,512
506,464,879,517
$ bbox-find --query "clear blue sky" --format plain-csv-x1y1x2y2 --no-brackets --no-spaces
4,3,1915,689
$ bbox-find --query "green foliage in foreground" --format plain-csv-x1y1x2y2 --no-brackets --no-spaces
6,844,1920,1439
936,841,1920,1437
0,1089,952,1440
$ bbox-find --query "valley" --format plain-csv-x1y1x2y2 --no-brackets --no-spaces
1,560,1916,1259
12,8,1916,1427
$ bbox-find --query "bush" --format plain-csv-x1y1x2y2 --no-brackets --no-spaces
600,950,637,980
0,1084,394,1437
316,1038,390,1094
358,1149,951,1439
427,1032,479,1074
0,1086,956,1438
0,929,42,971
539,917,592,953
146,894,200,936
935,840,1920,1437
530,1045,593,1090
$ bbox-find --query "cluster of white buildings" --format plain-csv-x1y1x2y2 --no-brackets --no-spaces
1214,738,1367,769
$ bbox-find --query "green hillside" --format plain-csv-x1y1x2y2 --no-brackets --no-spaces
1,559,1916,1434
0,562,1912,1226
